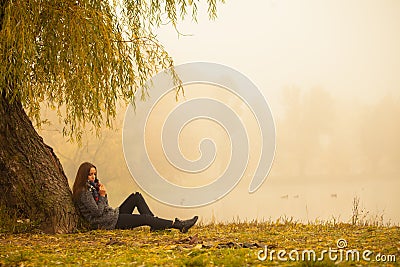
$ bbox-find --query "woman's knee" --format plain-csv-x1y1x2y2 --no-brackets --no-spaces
127,192,139,199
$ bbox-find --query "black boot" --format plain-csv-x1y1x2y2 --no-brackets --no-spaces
172,216,198,233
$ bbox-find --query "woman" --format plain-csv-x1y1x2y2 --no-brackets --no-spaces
72,162,198,232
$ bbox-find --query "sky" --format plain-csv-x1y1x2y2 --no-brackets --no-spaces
156,0,400,107
42,0,400,225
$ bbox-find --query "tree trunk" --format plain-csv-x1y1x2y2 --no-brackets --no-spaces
0,93,79,233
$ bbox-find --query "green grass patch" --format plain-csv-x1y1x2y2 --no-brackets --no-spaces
0,222,399,266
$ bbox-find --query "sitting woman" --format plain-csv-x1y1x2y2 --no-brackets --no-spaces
72,162,198,232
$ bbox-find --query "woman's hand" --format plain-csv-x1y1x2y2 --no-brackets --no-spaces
98,183,107,197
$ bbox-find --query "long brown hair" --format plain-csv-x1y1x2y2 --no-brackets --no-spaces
72,162,96,201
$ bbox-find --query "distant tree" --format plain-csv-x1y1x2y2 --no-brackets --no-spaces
0,0,222,233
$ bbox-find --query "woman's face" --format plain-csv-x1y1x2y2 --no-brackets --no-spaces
88,167,97,182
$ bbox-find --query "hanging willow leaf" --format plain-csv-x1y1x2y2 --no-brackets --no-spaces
0,0,223,142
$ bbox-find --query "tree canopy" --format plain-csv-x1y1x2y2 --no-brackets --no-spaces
0,0,223,141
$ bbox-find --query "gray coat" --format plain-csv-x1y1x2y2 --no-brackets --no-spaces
75,190,119,230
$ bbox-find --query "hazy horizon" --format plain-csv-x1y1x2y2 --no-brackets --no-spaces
38,0,399,225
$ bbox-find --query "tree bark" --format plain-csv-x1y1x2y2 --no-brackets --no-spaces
0,93,79,233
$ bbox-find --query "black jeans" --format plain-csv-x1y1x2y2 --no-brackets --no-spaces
115,192,173,230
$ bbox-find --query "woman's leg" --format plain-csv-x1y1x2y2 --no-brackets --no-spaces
118,192,154,216
115,214,199,232
115,214,172,230
116,192,199,232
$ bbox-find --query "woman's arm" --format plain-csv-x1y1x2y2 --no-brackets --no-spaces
79,190,108,218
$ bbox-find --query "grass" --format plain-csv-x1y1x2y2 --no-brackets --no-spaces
1,221,399,266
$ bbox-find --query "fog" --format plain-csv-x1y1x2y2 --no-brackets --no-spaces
39,85,400,224
39,0,400,225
